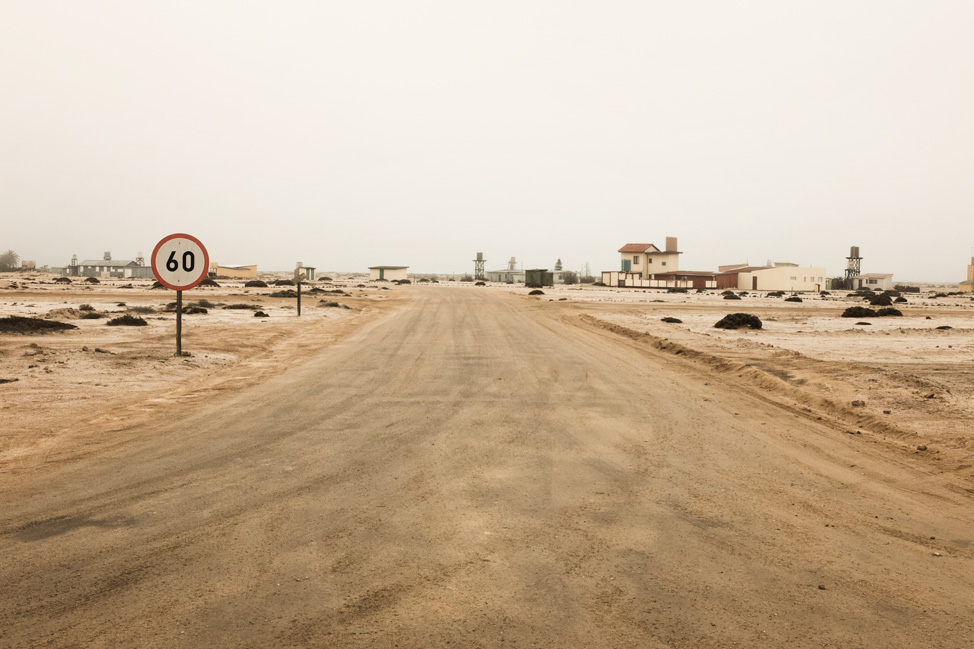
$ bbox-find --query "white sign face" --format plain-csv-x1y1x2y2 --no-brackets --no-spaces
151,233,209,290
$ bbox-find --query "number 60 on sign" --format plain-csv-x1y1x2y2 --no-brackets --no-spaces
151,233,210,290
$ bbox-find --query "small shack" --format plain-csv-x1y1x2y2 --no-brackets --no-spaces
525,268,553,287
369,266,408,281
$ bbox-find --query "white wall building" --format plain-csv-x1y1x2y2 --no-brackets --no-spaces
369,266,408,281
854,273,894,291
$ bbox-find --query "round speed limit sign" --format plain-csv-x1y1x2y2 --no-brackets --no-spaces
151,233,210,290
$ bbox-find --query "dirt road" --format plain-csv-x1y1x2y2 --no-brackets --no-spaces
2,287,972,648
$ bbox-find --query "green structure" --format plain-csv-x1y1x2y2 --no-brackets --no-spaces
525,268,553,287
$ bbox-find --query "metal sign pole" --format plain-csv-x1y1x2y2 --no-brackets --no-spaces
297,280,301,316
175,289,183,356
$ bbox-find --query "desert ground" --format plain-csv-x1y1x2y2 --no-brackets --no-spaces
1,274,972,648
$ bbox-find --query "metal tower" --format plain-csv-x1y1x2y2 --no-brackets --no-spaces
844,246,862,288
474,252,486,280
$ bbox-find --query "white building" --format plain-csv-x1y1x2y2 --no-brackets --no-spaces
369,266,408,281
718,263,827,292
853,273,894,291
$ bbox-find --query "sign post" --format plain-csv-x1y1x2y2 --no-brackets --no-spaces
151,234,210,356
294,268,306,316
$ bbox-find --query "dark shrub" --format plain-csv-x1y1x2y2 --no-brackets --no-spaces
842,306,877,318
80,311,105,319
785,296,802,303
223,304,260,310
198,278,220,287
869,294,893,306
54,277,72,283
79,303,95,311
528,289,544,295
475,281,486,286
194,299,216,308
723,294,741,300
85,276,100,284
0,316,78,333
875,307,902,317
894,296,907,303
244,280,268,288
661,317,683,323
106,315,147,326
936,325,952,330
254,311,268,317
181,306,208,314
714,313,762,329
667,287,687,293
270,290,298,298
274,279,295,286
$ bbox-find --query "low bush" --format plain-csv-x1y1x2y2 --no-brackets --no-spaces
661,317,683,323
784,296,802,303
198,278,220,287
723,294,742,300
0,316,78,333
475,281,486,286
714,313,762,330
106,315,147,326
254,311,268,317
54,277,72,283
181,306,208,314
80,311,105,319
528,289,545,295
274,279,295,286
270,290,298,298
85,277,100,284
875,307,902,317
79,304,95,311
667,288,687,293
244,280,268,288
842,306,876,318
869,294,893,306
223,304,260,310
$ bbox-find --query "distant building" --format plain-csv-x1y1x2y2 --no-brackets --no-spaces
57,252,154,279
961,258,974,293
486,257,525,284
717,263,827,292
853,273,894,291
369,266,408,281
603,237,717,288
618,237,682,277
210,263,258,279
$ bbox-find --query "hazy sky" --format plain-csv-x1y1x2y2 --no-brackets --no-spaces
2,1,972,280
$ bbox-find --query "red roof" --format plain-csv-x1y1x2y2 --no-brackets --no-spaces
618,243,660,253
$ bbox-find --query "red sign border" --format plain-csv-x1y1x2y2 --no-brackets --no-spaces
151,233,210,291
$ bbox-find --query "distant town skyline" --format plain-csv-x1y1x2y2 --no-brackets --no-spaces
2,1,972,282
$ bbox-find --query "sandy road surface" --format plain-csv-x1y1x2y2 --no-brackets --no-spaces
1,287,972,648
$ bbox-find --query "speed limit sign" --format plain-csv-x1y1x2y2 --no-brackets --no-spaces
151,233,210,290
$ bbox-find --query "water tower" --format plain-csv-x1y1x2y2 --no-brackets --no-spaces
844,246,862,288
473,252,486,280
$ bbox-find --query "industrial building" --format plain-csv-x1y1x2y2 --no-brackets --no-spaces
485,257,526,284
53,252,155,279
369,266,408,281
